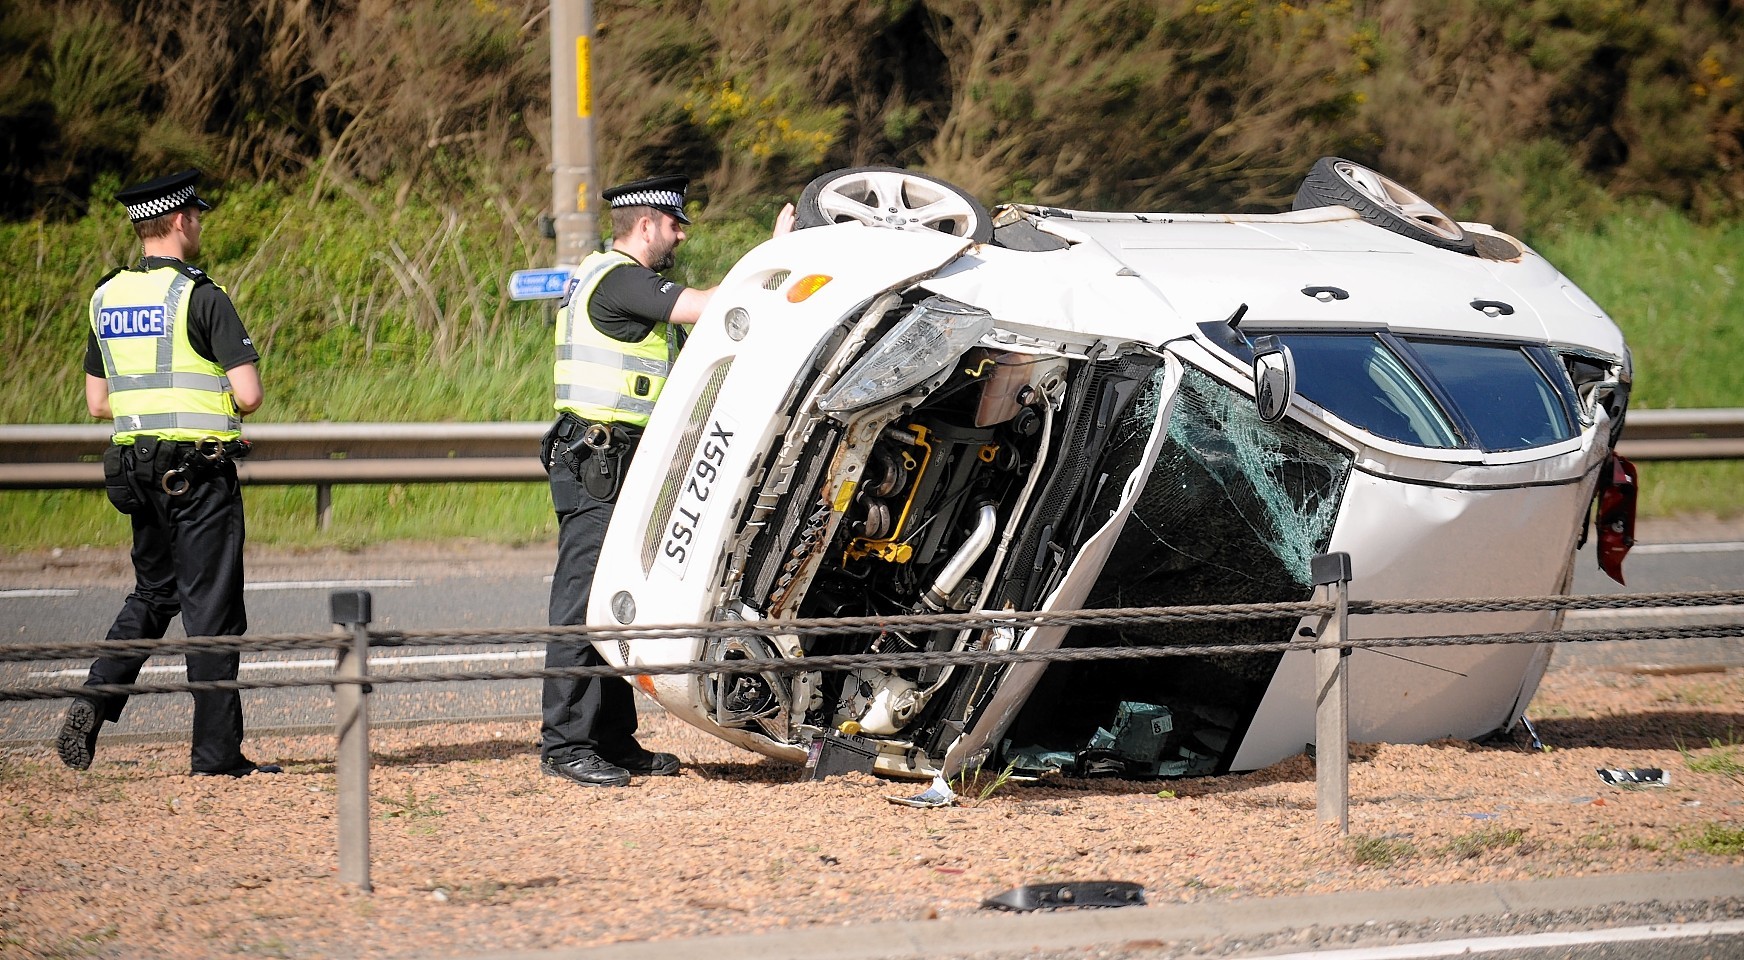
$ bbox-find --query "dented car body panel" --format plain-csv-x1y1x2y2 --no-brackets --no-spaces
586,183,1631,781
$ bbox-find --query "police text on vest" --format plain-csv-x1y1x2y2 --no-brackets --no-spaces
99,306,167,339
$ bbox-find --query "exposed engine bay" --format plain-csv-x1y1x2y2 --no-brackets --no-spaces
688,292,1353,778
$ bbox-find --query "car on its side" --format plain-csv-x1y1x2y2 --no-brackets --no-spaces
586,159,1635,781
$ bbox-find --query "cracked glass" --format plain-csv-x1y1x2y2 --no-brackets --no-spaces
1003,364,1353,776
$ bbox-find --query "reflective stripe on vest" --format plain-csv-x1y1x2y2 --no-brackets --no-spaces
553,250,677,428
91,267,242,444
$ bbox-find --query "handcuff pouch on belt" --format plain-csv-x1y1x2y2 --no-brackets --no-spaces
547,416,636,502
102,443,143,514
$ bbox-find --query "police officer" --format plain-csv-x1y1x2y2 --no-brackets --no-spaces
57,169,280,778
539,175,792,787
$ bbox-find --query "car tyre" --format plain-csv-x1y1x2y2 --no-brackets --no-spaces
1292,157,1476,255
795,166,995,243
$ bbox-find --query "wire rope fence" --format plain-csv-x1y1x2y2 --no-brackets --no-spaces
5,564,1742,890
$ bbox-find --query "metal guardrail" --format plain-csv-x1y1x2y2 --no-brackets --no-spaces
0,421,550,528
0,421,549,486
1611,408,1744,460
0,409,1739,495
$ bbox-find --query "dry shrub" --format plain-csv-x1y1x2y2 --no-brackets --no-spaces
917,0,1376,210
1352,0,1743,232
303,0,550,200
0,0,1737,225
600,0,932,213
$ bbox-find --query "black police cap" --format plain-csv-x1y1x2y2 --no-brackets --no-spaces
115,169,213,223
601,174,691,224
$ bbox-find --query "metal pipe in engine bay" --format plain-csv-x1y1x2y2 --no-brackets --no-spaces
920,502,1000,612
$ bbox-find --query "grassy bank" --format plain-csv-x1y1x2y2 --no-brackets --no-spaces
1534,207,1744,519
2,185,1738,551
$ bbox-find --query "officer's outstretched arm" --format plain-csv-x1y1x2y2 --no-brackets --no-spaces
668,287,715,327
227,363,263,415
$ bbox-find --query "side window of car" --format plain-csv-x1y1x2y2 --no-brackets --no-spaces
1403,339,1576,451
1277,334,1461,448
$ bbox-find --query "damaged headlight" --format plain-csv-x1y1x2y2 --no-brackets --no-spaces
817,296,995,413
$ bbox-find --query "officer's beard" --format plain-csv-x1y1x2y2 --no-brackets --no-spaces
648,241,677,272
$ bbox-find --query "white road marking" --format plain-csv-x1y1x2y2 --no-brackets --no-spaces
1565,604,1744,624
1251,919,1744,959
245,579,417,591
2,579,420,599
29,649,545,679
1632,540,1744,554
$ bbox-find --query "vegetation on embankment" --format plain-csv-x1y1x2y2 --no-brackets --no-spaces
6,1,1741,230
1,0,1738,547
3,185,1737,548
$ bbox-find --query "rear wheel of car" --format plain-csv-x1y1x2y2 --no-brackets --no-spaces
795,166,994,243
1292,157,1476,255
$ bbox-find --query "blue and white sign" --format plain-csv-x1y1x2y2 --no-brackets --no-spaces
509,267,575,301
98,305,166,339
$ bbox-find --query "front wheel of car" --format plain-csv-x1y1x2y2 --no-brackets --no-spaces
1292,157,1476,255
795,166,995,243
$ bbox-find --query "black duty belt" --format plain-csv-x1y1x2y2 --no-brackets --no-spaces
550,414,638,501
127,434,251,496
554,412,640,448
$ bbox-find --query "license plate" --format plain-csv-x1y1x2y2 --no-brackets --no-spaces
657,416,738,578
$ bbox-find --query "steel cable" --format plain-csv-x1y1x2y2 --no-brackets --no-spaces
2,621,1737,702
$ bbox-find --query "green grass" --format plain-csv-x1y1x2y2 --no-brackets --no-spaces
380,783,446,821
1444,826,1530,860
2,483,554,550
951,759,1021,804
1680,732,1744,781
1532,203,1744,518
2,181,1738,551
1534,205,1744,411
1346,835,1418,867
1678,822,1744,855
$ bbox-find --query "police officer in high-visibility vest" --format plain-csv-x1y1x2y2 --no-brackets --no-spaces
538,175,792,787
57,169,280,778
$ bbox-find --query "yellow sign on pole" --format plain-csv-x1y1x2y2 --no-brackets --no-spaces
576,37,591,118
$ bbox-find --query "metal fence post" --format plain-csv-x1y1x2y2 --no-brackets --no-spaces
316,483,333,531
330,590,373,891
1310,552,1352,834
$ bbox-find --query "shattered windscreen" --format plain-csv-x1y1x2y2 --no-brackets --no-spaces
1002,364,1352,777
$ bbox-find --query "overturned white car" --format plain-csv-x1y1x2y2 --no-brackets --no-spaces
587,160,1635,780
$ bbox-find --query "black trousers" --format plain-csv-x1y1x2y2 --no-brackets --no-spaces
85,449,249,774
540,451,638,763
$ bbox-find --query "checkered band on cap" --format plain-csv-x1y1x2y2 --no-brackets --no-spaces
609,189,684,210
125,185,198,222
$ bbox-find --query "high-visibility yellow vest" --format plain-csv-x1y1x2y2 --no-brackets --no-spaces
553,250,677,427
90,265,242,444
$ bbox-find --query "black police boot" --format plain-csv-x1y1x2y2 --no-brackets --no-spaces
55,697,101,771
601,744,680,777
541,753,632,787
192,761,284,778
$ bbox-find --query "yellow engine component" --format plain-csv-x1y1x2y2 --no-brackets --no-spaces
844,423,933,564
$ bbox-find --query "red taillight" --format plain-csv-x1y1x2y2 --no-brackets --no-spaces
1595,453,1638,585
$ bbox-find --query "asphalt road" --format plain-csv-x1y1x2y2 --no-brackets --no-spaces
455,869,1744,960
2,531,1740,745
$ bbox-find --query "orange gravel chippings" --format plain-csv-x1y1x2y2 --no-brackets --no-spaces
3,667,1741,959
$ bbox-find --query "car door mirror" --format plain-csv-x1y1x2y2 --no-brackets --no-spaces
1251,335,1296,423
